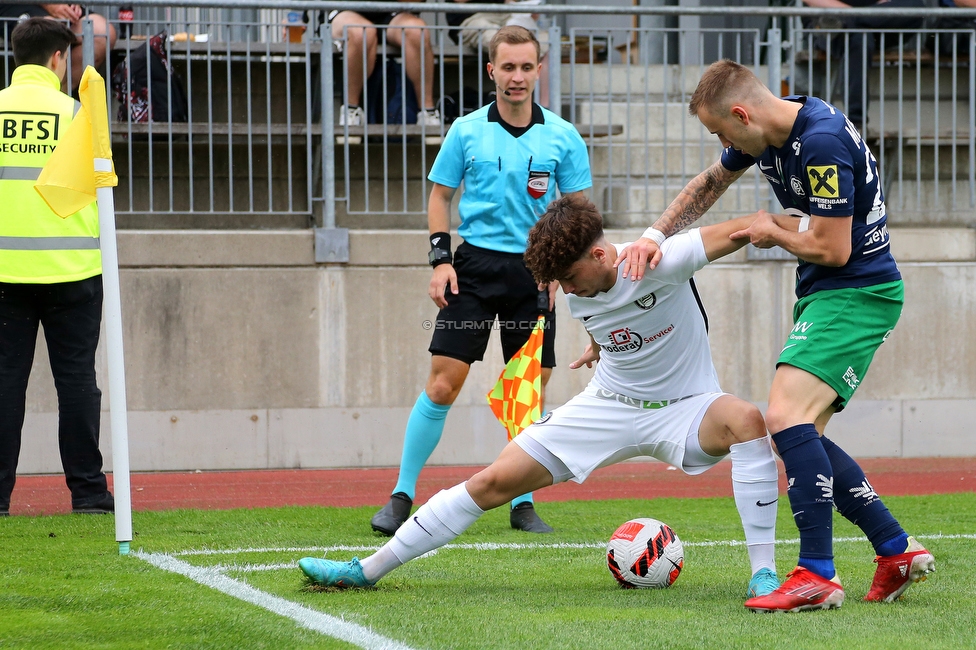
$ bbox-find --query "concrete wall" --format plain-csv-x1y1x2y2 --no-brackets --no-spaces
17,227,976,475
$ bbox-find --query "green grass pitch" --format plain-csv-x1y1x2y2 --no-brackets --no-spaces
1,493,974,649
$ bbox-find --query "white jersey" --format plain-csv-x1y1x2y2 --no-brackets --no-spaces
566,229,721,401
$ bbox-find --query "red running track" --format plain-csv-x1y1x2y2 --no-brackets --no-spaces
6,457,975,516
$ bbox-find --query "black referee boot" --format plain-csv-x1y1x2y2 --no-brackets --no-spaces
510,502,554,533
370,492,413,536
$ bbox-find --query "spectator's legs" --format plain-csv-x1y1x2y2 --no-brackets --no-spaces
331,12,378,109
67,14,117,91
388,13,436,111
0,283,41,512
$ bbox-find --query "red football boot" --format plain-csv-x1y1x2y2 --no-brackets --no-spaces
745,566,845,613
864,536,935,602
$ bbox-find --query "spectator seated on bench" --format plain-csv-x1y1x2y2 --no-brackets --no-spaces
328,2,441,130
0,4,116,91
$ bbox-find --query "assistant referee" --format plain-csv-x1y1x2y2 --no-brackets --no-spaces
369,25,591,536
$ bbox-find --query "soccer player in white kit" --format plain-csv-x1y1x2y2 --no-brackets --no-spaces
300,195,782,601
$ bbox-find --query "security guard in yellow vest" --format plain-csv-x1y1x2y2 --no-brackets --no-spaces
0,18,112,515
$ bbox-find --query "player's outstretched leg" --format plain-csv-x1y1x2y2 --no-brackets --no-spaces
819,436,935,601
371,391,450,535
510,493,553,533
304,483,485,588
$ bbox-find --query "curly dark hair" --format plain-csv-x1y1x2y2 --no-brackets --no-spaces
524,195,604,284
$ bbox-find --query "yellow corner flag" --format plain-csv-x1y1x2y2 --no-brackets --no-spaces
487,315,545,441
35,66,118,218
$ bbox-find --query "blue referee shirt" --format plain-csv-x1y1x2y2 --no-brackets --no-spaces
722,96,901,298
428,102,592,254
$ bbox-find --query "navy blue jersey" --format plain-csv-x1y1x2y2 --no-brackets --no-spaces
722,96,901,298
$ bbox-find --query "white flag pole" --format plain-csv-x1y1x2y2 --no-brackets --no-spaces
96,175,132,555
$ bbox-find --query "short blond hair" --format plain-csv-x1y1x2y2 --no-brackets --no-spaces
488,25,540,64
688,59,768,117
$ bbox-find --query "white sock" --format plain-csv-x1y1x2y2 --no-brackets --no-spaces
374,483,483,574
730,436,779,575
358,545,403,584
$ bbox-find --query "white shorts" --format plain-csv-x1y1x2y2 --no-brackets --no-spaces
513,386,726,485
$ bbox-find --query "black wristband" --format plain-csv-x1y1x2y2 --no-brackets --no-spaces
429,232,452,267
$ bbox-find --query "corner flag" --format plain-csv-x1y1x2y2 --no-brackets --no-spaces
487,315,545,440
35,66,118,217
35,67,131,555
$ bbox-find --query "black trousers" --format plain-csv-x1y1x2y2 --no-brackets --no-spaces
0,275,107,509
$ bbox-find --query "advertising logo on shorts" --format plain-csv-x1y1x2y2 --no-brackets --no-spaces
603,328,643,353
527,170,550,199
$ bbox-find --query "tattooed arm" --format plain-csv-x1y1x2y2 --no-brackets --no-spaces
654,160,748,236
614,160,749,281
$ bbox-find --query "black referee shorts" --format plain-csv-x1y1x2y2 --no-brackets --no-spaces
429,242,556,368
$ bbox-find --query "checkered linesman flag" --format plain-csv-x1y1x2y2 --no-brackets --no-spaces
487,315,545,440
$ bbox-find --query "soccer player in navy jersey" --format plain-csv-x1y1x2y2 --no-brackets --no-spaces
616,59,934,612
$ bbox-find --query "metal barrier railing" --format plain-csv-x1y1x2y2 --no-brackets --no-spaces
2,2,974,235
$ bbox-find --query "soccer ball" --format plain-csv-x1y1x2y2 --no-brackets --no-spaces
606,518,684,589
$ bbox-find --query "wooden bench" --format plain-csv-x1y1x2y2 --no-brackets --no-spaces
795,46,970,67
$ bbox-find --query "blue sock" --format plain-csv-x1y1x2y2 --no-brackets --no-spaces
392,392,451,500
819,435,907,556
772,423,836,580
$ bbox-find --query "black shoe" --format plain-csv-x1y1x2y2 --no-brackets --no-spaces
370,492,413,536
72,492,115,514
0,509,8,517
510,502,554,533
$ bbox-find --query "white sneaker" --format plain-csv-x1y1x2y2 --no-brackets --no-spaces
416,108,441,127
337,105,364,145
340,105,364,127
417,108,443,144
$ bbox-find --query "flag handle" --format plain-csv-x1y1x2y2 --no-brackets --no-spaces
97,185,132,554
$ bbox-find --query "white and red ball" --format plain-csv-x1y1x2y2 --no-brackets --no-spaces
606,518,684,588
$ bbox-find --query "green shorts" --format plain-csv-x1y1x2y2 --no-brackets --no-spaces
778,280,904,411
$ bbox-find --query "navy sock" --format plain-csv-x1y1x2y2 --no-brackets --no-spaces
772,423,835,579
820,435,907,556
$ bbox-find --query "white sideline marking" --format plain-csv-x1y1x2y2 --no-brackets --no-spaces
176,532,976,559
135,551,416,650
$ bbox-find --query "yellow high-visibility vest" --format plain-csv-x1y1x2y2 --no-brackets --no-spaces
0,64,100,284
